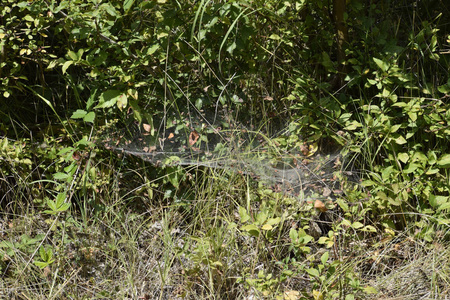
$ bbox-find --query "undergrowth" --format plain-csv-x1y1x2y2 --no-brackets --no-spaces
1,0,450,299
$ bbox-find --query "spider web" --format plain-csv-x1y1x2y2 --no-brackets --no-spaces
102,109,351,201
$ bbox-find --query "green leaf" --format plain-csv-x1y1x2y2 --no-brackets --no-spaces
336,199,349,212
39,246,47,260
289,228,298,242
426,168,439,175
95,90,122,109
77,48,84,60
344,120,362,131
34,261,49,269
362,225,377,232
411,151,427,163
390,124,401,133
123,0,135,12
437,154,450,167
403,163,419,174
47,199,57,211
147,44,160,55
408,112,417,122
84,112,95,123
269,34,281,40
381,166,395,181
58,203,71,212
427,151,437,165
352,222,364,229
321,251,329,264
362,179,376,187
397,152,409,164
392,102,407,107
238,206,250,223
261,224,273,231
338,112,352,122
71,109,87,119
321,51,334,69
53,172,69,180
62,60,73,74
195,98,203,110
306,268,320,278
86,89,98,110
102,3,118,16
57,147,74,156
345,295,355,300
387,196,402,206
317,236,329,244
373,57,389,72
75,137,90,147
0,241,14,249
299,234,313,245
367,79,377,85
241,224,259,237
406,132,415,139
266,217,281,226
166,167,181,188
24,15,34,22
67,50,78,61
256,211,268,225
437,79,450,94
437,202,450,212
393,135,407,145
116,93,127,111
226,41,236,54
363,286,378,294
55,192,66,207
47,60,59,70
429,195,448,208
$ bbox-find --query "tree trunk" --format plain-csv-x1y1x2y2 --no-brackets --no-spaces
332,0,349,89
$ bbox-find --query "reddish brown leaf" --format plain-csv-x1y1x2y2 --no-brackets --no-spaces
300,144,309,156
314,200,328,212
189,130,200,146
72,151,81,161
322,187,332,197
143,123,151,133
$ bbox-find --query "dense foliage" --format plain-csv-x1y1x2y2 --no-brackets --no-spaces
1,0,450,298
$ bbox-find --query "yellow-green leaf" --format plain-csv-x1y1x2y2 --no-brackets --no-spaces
261,224,273,231
373,57,389,72
62,60,73,74
437,154,450,167
344,120,362,131
397,152,409,164
393,135,407,145
352,222,364,229
84,112,95,123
